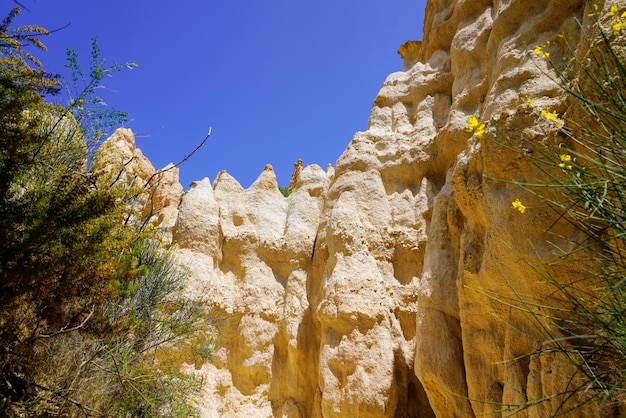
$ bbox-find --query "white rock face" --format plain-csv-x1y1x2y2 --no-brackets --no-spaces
101,1,623,416
171,163,331,418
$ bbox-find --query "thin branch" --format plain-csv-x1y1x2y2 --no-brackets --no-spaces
37,305,95,338
130,127,213,226
143,126,213,189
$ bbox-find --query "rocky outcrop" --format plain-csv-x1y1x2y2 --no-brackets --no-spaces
99,0,623,416
94,128,183,235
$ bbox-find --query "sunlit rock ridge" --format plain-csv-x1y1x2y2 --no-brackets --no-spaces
99,0,607,416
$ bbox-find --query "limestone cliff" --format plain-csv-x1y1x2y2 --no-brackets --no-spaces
99,0,622,416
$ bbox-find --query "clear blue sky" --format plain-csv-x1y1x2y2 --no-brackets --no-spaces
7,1,426,188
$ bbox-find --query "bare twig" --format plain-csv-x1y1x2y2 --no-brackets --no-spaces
128,127,213,227
142,127,213,190
108,155,137,188
37,305,95,338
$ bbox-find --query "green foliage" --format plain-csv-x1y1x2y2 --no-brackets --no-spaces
0,8,214,416
15,240,212,417
279,185,292,197
64,36,137,155
0,10,116,375
0,7,60,96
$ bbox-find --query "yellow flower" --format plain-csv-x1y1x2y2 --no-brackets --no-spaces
541,108,563,126
466,116,479,132
588,4,599,17
466,116,485,138
622,11,626,18
613,21,625,35
521,96,534,105
558,154,573,169
512,199,527,214
610,3,619,16
534,42,551,60
475,123,486,139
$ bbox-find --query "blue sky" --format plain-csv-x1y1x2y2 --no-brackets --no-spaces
8,1,426,188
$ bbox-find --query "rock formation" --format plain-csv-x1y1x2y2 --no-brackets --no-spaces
98,0,623,416
94,127,183,235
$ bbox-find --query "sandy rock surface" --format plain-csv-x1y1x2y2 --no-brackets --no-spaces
99,1,623,416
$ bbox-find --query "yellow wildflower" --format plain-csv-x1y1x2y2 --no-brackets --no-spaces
521,96,534,105
466,116,485,138
558,154,573,169
475,123,486,139
534,42,551,60
613,20,625,35
610,4,619,16
466,116,479,132
541,108,563,126
512,199,527,214
622,11,626,18
588,4,599,17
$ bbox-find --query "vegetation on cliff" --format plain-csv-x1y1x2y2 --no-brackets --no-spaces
468,4,626,415
0,7,212,416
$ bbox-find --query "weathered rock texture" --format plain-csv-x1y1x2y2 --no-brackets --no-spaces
101,1,625,416
94,127,183,235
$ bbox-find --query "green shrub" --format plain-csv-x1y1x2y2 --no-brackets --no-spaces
16,240,213,417
0,8,214,416
279,185,292,197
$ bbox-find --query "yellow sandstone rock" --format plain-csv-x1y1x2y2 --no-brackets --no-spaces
99,1,623,416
